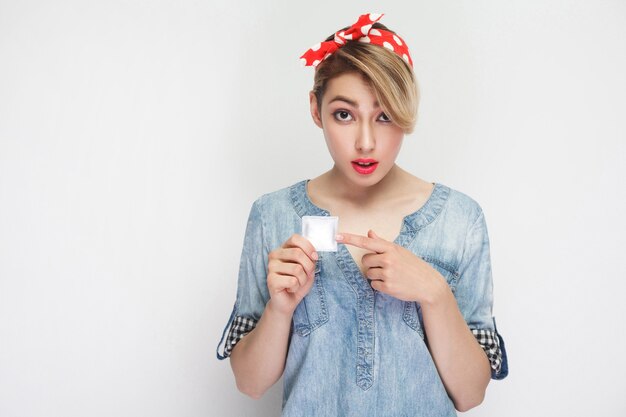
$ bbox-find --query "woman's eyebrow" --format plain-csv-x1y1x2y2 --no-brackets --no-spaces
327,95,380,109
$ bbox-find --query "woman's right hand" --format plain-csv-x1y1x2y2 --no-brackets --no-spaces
267,234,318,316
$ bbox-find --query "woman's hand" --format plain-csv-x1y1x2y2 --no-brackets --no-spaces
336,230,449,304
267,234,319,316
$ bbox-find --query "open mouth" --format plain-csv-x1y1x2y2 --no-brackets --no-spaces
351,159,379,175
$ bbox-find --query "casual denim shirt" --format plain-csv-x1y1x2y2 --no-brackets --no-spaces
217,180,508,417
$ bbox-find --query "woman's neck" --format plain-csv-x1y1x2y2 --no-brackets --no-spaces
315,164,411,208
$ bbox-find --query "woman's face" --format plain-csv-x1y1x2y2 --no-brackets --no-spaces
310,72,405,188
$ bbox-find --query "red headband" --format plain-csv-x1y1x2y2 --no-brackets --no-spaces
300,13,413,68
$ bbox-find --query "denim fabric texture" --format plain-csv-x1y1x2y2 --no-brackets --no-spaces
217,180,508,416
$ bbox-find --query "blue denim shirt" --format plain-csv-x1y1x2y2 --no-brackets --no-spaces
217,180,508,416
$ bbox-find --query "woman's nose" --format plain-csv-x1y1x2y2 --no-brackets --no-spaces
355,123,375,152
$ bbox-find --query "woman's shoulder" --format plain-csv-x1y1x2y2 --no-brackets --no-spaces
249,179,308,214
400,170,483,225
436,182,485,225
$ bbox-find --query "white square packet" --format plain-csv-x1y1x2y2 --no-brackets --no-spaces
302,216,339,252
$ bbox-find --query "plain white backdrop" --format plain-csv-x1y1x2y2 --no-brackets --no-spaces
1,1,625,416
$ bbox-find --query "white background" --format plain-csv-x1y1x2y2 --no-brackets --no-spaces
1,1,625,416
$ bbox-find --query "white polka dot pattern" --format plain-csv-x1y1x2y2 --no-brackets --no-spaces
299,12,413,68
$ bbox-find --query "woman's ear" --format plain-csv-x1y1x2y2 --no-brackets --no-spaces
309,91,323,129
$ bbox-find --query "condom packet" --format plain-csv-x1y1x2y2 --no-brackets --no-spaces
302,216,339,252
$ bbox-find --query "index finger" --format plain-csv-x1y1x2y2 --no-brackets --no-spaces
336,232,388,253
282,233,319,261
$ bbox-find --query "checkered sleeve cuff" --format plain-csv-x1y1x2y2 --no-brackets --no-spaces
472,328,504,378
221,316,258,359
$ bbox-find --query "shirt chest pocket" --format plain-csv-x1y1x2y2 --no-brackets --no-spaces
292,261,329,337
402,256,459,338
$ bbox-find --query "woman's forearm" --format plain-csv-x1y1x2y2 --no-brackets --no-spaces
421,284,492,412
229,299,293,399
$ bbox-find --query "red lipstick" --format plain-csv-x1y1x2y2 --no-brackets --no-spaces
351,158,379,175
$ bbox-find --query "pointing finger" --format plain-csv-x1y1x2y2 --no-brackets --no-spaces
336,231,388,253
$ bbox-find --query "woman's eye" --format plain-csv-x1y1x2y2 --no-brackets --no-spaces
333,110,353,122
378,112,391,122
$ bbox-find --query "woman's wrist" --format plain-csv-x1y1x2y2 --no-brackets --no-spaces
265,298,296,323
420,276,454,309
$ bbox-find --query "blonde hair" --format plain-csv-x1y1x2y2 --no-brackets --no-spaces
312,23,419,134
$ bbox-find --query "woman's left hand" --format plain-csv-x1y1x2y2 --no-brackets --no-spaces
336,230,449,304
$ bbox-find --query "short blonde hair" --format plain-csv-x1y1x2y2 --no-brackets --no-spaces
311,23,419,134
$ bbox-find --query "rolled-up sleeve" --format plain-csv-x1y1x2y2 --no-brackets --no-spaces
455,209,508,380
216,198,270,360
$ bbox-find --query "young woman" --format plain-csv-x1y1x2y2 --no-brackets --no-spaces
217,13,508,416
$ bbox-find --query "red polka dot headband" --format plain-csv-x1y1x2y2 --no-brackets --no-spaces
300,13,413,68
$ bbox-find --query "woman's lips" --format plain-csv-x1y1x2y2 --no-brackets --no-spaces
351,159,379,175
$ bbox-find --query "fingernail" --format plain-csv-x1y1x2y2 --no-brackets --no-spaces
335,234,343,241
312,252,319,260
